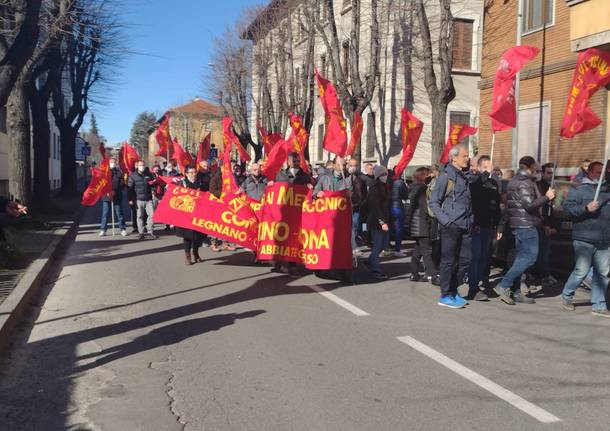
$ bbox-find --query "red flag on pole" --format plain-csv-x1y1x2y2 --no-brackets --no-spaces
196,132,211,169
172,137,194,172
261,138,290,180
98,142,110,171
439,124,478,164
315,68,348,156
221,147,239,195
393,109,424,179
81,166,112,206
222,117,251,162
287,113,310,173
560,48,610,139
346,112,363,157
488,46,539,132
257,121,282,155
155,113,173,158
120,142,141,174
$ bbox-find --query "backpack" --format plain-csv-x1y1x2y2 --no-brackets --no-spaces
426,176,455,218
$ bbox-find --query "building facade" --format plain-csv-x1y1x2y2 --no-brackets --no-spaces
247,0,484,170
479,0,608,174
149,97,224,166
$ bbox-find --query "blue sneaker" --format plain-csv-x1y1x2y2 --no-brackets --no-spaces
454,295,468,307
438,295,463,309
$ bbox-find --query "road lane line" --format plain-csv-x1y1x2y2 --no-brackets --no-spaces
309,285,370,316
397,336,562,424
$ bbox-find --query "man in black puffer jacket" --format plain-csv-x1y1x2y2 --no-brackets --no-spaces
128,160,157,240
495,156,555,305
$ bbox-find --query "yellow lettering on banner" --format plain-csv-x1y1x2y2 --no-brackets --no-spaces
258,221,290,242
303,197,348,213
276,185,306,207
299,229,329,249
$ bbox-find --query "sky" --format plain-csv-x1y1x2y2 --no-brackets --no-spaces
91,0,257,145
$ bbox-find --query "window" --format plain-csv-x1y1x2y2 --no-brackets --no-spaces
365,112,376,159
320,54,328,77
452,19,474,70
449,111,472,145
317,124,325,161
517,103,550,163
522,0,553,34
0,105,6,134
342,40,350,79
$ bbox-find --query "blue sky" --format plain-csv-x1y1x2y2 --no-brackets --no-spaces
91,0,257,145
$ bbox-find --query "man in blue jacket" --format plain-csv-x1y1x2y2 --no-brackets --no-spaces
561,161,610,317
429,144,473,309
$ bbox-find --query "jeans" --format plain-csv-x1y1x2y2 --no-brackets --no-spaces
391,207,405,252
500,228,538,291
411,237,437,277
535,226,551,278
100,200,126,231
562,240,610,311
352,211,360,250
468,226,494,296
136,200,154,234
439,226,471,297
368,228,388,273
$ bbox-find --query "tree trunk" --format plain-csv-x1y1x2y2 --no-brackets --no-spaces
431,101,448,163
60,128,77,195
30,95,51,200
6,75,31,205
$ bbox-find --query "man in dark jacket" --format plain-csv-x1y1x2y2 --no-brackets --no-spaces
275,152,312,186
390,173,409,256
196,160,212,192
128,160,157,240
406,167,439,285
561,162,610,317
347,158,366,253
429,144,472,309
495,156,555,305
100,158,127,237
467,155,501,301
240,163,268,201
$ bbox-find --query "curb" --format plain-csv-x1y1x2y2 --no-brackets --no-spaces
0,207,83,355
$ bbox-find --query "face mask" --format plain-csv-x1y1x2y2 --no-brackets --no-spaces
348,166,357,174
289,168,298,176
379,175,388,183
137,166,145,173
533,173,542,181
109,163,116,169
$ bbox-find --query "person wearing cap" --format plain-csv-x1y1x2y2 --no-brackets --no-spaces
365,165,391,280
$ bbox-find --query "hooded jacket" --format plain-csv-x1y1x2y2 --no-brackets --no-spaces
428,164,473,231
563,178,610,245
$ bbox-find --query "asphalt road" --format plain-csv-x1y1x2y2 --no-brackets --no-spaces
1,204,610,431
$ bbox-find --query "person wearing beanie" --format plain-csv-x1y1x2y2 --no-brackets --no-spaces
365,165,391,279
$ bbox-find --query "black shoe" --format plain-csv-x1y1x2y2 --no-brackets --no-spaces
428,275,441,286
148,233,158,240
138,234,144,240
410,273,422,282
371,271,389,280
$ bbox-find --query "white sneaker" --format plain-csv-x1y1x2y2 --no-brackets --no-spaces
120,230,127,237
99,230,106,237
393,251,407,257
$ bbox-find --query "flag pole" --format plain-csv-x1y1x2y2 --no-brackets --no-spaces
550,137,561,189
594,140,610,202
111,200,116,236
490,133,496,165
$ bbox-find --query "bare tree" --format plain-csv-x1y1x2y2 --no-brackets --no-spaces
415,0,456,162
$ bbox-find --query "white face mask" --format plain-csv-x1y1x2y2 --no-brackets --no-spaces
379,175,388,183
348,166,357,174
137,166,145,173
109,163,116,169
289,168,298,176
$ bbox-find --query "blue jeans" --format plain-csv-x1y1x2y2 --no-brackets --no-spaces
500,228,538,291
469,226,494,296
562,240,610,311
352,211,360,250
391,207,405,252
368,229,389,273
100,200,125,231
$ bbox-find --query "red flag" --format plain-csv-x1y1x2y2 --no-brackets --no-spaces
315,68,348,156
222,117,251,162
81,166,112,206
98,142,110,171
561,48,610,138
120,142,141,173
157,175,183,185
345,112,363,157
221,144,239,195
489,46,540,132
287,113,310,173
196,133,211,170
155,113,173,158
261,138,290,180
172,137,194,172
439,124,477,164
257,121,282,155
393,109,424,178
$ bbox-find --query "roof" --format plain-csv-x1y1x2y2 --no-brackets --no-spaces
242,0,298,41
169,97,224,117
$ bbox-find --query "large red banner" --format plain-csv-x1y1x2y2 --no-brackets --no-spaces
256,183,353,269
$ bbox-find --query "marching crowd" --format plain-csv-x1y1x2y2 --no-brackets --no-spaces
99,145,610,317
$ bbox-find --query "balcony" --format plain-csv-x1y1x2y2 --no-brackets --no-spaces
567,0,610,51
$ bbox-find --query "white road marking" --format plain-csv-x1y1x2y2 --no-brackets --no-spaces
397,336,562,424
309,285,370,316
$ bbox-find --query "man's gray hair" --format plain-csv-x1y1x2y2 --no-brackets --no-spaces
449,144,467,160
